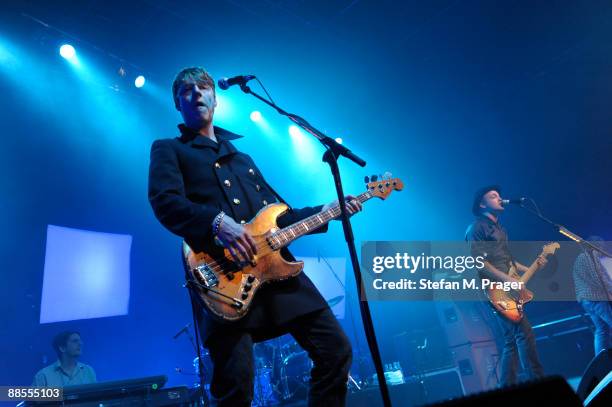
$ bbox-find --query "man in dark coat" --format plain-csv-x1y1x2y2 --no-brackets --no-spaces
148,67,361,406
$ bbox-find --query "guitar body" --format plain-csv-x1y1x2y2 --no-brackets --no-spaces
485,267,534,323
485,242,559,323
182,176,404,321
183,203,304,321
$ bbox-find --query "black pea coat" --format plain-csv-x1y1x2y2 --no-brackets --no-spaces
148,124,329,343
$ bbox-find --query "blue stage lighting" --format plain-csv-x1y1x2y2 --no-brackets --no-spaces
59,44,76,60
250,111,262,122
289,125,303,139
0,41,18,69
335,137,343,144
134,75,145,88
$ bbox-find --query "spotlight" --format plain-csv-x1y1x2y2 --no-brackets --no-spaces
250,111,262,122
288,125,314,160
335,137,343,144
59,44,76,60
134,75,145,88
289,125,302,138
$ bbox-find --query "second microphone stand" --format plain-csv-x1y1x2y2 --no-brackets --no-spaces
519,198,612,301
238,82,392,407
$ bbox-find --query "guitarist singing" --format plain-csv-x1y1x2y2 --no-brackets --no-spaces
465,185,546,386
148,67,361,407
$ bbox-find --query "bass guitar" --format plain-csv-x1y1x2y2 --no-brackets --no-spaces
183,176,403,321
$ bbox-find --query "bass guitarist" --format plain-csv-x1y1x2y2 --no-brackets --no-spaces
148,67,361,407
465,185,546,386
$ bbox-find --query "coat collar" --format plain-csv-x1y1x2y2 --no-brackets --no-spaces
178,124,243,149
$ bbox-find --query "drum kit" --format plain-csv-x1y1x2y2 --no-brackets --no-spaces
191,296,345,406
191,332,313,405
253,334,312,405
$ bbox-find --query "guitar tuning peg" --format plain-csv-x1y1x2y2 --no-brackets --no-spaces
371,175,378,182
364,176,370,183
383,171,392,179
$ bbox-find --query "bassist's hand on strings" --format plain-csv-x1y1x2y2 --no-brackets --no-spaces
322,195,363,216
215,215,257,266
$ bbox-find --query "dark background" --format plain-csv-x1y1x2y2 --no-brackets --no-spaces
1,0,610,393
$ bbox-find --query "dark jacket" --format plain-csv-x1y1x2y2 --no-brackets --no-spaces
148,125,328,343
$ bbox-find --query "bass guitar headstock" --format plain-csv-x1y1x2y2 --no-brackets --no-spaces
364,171,404,200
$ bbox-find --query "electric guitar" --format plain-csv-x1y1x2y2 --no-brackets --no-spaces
485,242,560,322
183,175,403,321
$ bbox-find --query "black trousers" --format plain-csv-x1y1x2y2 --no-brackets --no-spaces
494,311,544,386
205,307,352,407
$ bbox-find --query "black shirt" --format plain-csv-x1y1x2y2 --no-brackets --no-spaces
465,215,513,275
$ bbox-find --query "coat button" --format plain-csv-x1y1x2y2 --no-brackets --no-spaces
262,200,268,205
248,168,255,176
256,184,261,191
240,220,246,224
233,198,240,205
214,162,221,169
224,179,231,187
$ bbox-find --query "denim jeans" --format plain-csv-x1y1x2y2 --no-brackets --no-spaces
581,300,612,356
494,311,544,386
204,307,352,407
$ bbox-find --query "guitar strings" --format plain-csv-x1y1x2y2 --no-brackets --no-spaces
200,191,376,274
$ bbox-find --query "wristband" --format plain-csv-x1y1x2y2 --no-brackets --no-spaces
212,211,225,236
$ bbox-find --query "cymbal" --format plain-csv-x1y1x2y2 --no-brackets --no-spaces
327,295,344,307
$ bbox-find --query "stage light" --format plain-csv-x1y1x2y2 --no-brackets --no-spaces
134,75,145,88
0,41,18,68
250,111,262,122
59,44,76,60
212,93,234,124
335,137,343,144
288,124,317,162
289,125,303,139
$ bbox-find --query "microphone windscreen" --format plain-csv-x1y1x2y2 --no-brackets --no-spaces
217,78,230,90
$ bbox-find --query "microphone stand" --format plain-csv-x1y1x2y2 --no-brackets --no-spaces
517,198,612,301
185,280,211,406
238,82,392,407
319,252,367,387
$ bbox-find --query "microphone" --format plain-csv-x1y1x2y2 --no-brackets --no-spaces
218,75,255,90
502,197,526,206
173,323,192,339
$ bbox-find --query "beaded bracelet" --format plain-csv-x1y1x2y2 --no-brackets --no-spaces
212,211,225,236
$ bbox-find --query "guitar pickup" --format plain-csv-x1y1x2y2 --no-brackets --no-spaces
195,264,219,288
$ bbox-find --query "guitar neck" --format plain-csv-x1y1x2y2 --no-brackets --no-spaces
270,191,373,249
519,255,544,284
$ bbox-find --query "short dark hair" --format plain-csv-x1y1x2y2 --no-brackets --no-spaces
172,67,215,107
52,331,80,358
